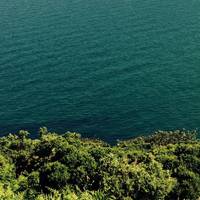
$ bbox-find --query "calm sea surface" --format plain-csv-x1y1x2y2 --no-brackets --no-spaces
0,0,200,141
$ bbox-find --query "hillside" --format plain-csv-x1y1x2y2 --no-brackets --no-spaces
0,128,199,199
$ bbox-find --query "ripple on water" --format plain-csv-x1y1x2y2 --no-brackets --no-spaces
0,0,200,140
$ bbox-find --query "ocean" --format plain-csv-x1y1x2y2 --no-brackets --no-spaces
0,0,200,141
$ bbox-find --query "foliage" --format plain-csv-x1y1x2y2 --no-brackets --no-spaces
0,128,199,199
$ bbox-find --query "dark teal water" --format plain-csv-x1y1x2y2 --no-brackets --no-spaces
0,0,200,141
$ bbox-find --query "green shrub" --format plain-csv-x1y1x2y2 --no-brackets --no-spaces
0,129,199,200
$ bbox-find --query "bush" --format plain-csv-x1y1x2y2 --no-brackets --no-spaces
0,129,199,199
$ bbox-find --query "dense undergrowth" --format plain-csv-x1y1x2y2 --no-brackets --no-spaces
0,128,200,200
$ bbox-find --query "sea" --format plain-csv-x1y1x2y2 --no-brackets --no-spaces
0,0,200,141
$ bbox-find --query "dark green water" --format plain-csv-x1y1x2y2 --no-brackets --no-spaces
0,0,200,141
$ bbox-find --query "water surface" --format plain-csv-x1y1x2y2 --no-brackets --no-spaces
0,0,200,141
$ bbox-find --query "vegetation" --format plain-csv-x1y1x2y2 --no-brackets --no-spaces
0,128,199,200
